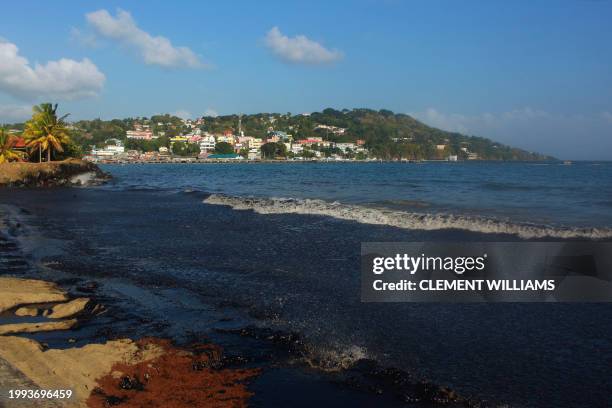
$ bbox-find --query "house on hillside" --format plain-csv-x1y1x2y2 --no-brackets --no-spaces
13,137,27,153
199,135,216,152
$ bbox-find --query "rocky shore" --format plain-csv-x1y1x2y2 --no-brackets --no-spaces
0,159,110,188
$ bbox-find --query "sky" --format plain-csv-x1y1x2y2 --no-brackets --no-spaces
1,0,611,160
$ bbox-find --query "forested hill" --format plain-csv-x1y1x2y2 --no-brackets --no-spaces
205,108,553,160
5,108,553,161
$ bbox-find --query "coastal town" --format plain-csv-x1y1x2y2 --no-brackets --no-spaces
84,117,376,163
81,116,471,164
2,105,552,166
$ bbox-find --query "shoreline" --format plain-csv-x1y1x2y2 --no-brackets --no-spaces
2,183,610,407
0,276,474,408
92,158,564,165
0,211,261,408
0,199,485,408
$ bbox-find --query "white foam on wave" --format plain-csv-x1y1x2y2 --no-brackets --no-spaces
69,171,97,186
203,194,612,240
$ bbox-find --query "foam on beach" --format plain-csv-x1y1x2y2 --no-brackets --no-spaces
203,194,612,240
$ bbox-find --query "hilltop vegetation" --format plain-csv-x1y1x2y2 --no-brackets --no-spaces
3,108,554,161
202,108,551,160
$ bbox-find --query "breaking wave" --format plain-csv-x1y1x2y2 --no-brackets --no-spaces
203,194,612,240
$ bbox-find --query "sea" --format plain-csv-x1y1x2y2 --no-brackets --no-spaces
103,161,612,233
1,161,611,407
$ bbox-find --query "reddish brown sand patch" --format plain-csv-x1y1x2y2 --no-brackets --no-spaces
86,339,260,408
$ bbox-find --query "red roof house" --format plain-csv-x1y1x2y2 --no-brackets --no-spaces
14,137,27,149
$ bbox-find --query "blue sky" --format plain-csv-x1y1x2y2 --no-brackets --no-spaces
1,0,611,159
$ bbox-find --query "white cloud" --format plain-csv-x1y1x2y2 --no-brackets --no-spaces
0,104,31,122
410,107,612,160
86,9,204,68
264,27,342,65
0,39,105,101
70,27,100,48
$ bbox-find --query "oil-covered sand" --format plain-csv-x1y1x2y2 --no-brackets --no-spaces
1,186,611,407
0,203,461,408
0,276,260,408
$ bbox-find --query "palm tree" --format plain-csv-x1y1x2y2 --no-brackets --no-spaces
0,128,24,164
23,103,71,162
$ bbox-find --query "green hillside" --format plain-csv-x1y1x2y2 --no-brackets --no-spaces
4,108,553,161
203,108,553,160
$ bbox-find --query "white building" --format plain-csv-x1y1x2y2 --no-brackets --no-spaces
248,151,260,160
199,135,216,152
249,138,262,150
126,130,154,140
216,135,234,144
334,143,357,152
91,140,125,159
315,124,346,135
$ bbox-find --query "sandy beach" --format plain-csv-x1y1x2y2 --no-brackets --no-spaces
0,275,261,408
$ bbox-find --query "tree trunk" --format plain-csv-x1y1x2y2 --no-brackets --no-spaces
39,148,42,163
47,148,51,162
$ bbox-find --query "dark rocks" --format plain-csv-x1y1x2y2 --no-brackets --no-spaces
216,326,306,355
119,375,145,391
105,395,127,406
0,159,111,188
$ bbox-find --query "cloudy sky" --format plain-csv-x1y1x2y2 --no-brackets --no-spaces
1,1,611,159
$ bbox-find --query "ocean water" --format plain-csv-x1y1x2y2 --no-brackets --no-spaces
101,161,612,238
2,162,611,407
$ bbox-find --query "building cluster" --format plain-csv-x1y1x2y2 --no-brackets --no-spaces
84,117,479,163
87,118,370,163
86,140,177,163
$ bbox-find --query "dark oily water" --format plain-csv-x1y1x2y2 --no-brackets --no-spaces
1,186,611,408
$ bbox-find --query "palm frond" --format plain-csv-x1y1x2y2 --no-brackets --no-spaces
22,103,72,161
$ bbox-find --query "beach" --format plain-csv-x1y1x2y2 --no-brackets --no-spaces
0,276,259,408
3,1,612,405
1,162,611,407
